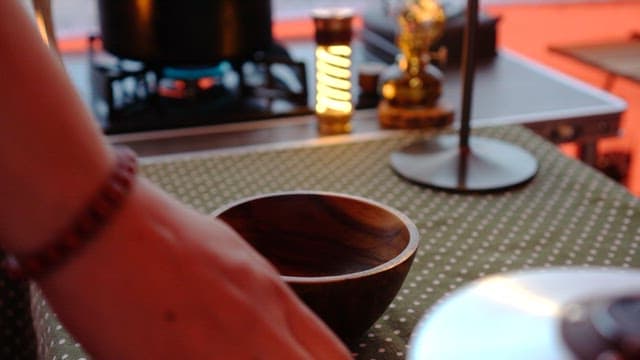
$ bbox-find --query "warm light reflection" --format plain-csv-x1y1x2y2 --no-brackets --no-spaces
134,0,153,21
316,72,351,90
327,45,352,56
316,47,352,68
316,95,353,113
31,0,57,52
316,62,351,81
317,84,351,101
477,276,561,317
133,0,153,42
34,14,51,48
197,77,216,90
314,45,353,116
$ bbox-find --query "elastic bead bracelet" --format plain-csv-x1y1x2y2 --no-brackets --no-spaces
1,146,138,280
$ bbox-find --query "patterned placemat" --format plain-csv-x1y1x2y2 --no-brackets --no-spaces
29,125,640,359
0,266,37,359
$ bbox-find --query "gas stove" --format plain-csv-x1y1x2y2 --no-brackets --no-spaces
87,36,311,134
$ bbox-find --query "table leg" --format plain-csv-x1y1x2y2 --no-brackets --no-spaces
603,73,617,91
578,141,598,166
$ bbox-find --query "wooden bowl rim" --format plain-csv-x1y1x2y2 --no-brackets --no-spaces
212,190,420,284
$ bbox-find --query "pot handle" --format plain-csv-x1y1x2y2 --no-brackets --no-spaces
31,0,59,55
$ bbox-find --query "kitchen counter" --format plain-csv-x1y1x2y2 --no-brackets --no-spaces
60,44,626,166
95,49,625,166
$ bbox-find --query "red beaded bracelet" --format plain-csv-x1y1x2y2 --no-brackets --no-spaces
1,146,138,280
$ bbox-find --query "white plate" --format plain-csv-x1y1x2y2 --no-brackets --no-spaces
408,267,640,360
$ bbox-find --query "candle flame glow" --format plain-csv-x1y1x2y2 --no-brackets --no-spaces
315,45,353,116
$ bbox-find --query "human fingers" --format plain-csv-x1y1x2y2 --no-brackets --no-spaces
278,286,352,360
188,215,350,358
210,222,352,358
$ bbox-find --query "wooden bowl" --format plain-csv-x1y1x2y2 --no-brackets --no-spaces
213,191,420,343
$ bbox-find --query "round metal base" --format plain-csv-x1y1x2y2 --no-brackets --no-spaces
390,135,539,192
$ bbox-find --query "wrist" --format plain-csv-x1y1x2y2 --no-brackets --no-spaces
0,146,115,254
1,147,136,279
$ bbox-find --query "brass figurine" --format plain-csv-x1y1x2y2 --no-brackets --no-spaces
378,0,454,129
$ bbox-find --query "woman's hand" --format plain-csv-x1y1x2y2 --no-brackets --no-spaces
38,180,352,359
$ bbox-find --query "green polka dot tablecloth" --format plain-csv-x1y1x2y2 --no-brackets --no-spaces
0,260,37,359
22,125,640,359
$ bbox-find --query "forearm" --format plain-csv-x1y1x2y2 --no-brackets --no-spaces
37,177,351,359
37,178,192,358
0,3,352,358
0,0,112,253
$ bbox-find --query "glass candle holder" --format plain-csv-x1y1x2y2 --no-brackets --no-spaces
312,8,354,135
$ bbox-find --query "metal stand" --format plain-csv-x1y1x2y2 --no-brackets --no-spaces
390,0,538,192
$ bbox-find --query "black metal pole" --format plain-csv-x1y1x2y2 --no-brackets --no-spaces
459,0,478,151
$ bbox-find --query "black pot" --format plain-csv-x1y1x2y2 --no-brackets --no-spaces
98,0,273,65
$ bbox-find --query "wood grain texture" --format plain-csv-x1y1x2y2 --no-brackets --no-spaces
215,191,419,342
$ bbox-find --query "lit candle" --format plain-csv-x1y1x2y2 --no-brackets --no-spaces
312,8,354,135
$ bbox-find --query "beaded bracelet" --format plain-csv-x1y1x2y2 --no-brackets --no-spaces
1,146,138,280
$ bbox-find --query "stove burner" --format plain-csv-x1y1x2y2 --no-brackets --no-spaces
158,65,231,99
88,36,310,134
